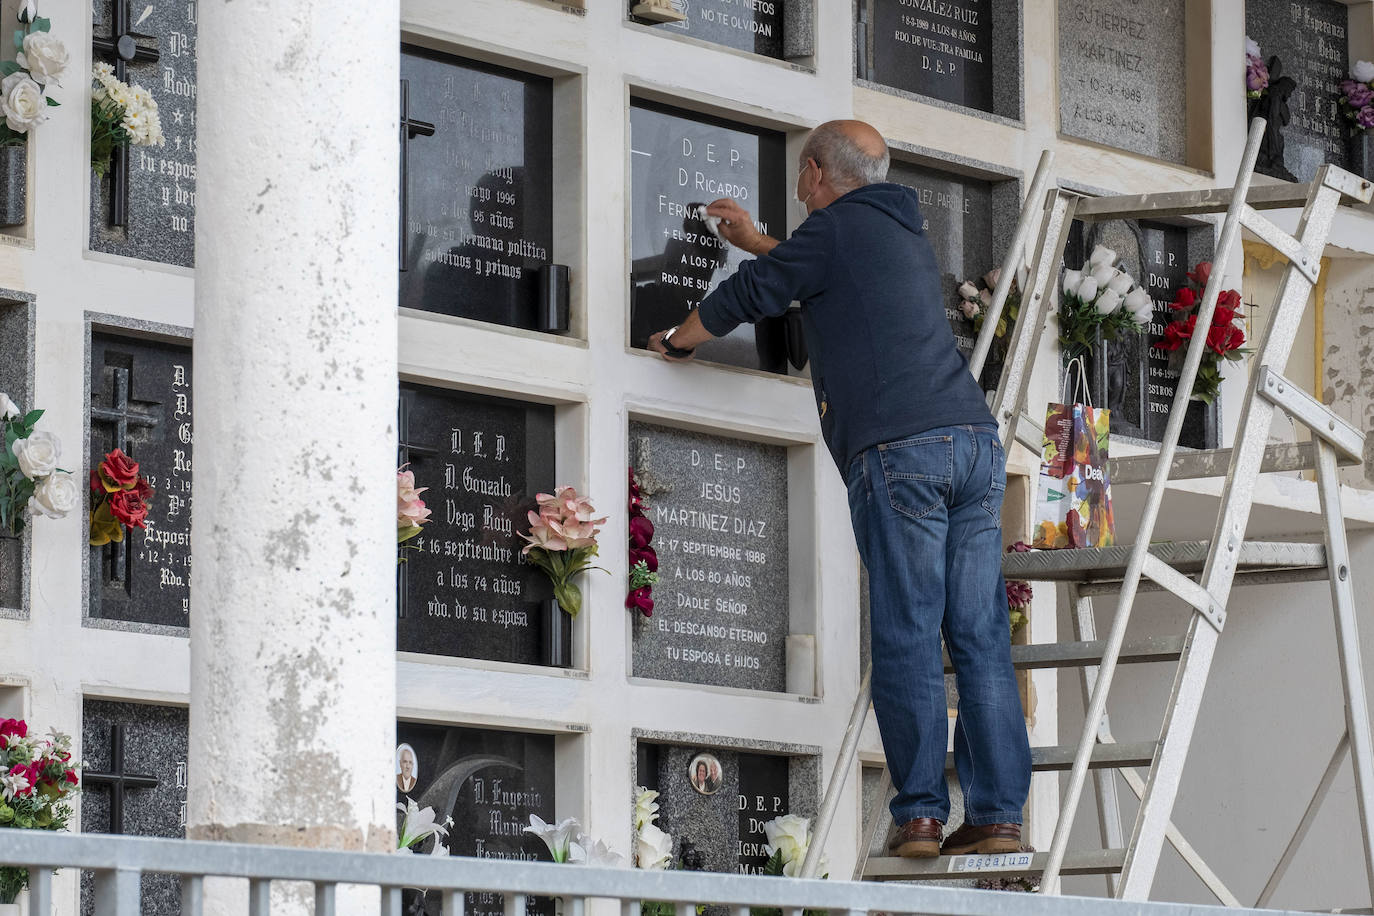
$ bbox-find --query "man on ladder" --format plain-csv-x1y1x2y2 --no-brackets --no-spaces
648,118,1032,859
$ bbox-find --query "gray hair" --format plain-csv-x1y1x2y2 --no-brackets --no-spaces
802,125,889,194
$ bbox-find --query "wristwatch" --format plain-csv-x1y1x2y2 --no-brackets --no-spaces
661,325,695,358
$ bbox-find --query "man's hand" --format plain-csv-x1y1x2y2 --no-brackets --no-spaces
649,311,713,362
648,329,695,362
705,198,779,256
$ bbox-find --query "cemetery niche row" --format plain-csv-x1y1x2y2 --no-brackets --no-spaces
627,0,814,64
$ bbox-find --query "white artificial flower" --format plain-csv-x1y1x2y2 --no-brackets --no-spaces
1107,272,1134,295
395,797,451,852
31,471,78,518
1353,60,1374,83
17,32,68,85
1088,245,1117,269
0,392,18,420
956,280,979,301
633,786,660,831
1089,265,1118,289
571,837,624,868
635,822,673,870
1061,268,1082,297
18,0,35,23
12,429,59,479
1095,288,1123,315
0,72,44,132
1245,37,1261,59
0,770,30,801
1075,276,1100,302
1015,262,1029,292
763,814,810,866
1124,287,1154,323
958,297,981,320
524,814,583,863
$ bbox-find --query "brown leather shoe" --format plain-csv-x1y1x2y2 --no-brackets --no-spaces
940,821,1021,856
887,817,943,858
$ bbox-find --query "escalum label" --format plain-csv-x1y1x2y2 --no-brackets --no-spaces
949,852,1034,873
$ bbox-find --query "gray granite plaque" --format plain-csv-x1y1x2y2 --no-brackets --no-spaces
634,0,784,59
630,422,789,692
1058,0,1186,163
89,0,197,268
1245,0,1350,182
80,699,188,916
0,296,32,615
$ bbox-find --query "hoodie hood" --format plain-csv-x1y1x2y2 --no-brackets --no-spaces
828,182,925,235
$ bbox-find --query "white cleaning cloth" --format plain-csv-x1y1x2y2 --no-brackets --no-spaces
691,204,724,239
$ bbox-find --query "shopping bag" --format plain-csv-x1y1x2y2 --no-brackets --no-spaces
1033,359,1115,549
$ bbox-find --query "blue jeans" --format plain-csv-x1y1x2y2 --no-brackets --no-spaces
846,424,1031,826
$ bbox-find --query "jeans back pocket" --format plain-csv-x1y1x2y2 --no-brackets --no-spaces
878,435,953,520
981,436,1007,519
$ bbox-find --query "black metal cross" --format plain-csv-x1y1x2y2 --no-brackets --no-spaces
398,78,436,271
84,723,160,835
92,0,162,229
91,363,161,585
396,391,439,619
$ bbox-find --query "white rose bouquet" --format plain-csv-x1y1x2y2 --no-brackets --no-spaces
90,60,164,178
1059,244,1153,359
0,392,77,536
0,8,66,147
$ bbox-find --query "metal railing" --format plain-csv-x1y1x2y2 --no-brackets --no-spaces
0,831,1312,915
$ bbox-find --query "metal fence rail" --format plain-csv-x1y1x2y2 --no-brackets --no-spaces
0,831,1312,916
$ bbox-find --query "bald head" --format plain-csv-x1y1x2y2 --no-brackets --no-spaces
801,120,890,195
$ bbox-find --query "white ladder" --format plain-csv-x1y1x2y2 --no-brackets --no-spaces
800,118,1374,904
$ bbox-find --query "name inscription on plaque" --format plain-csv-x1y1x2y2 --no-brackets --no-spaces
867,0,996,113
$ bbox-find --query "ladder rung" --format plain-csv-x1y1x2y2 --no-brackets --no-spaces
1109,441,1363,484
1073,182,1327,221
1003,540,1326,583
947,741,1156,773
863,848,1126,881
1002,636,1186,671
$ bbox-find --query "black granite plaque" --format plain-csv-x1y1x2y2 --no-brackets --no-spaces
1058,0,1187,163
886,159,998,386
399,46,554,328
89,0,197,268
630,422,788,691
1245,0,1350,182
80,700,188,916
633,0,784,59
866,0,996,112
1065,220,1212,449
629,101,788,373
89,332,193,628
396,384,555,663
736,753,789,874
397,722,555,916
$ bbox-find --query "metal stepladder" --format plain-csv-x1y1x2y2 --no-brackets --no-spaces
798,118,1374,903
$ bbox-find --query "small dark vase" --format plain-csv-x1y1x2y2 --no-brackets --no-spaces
0,531,22,610
0,144,26,227
1349,130,1374,182
541,597,572,668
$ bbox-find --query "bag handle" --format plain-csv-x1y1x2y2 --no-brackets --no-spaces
1061,356,1093,408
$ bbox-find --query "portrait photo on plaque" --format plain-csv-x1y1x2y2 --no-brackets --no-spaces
396,742,419,794
688,752,723,795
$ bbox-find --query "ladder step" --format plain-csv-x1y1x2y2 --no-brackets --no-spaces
947,741,1156,773
944,636,1185,673
863,848,1126,881
1072,181,1330,221
1003,540,1326,584
1108,440,1364,484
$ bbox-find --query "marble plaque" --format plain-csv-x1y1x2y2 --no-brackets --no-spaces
634,0,785,58
630,422,789,691
629,102,788,373
88,332,193,628
0,299,29,613
1058,0,1186,163
396,384,555,663
89,0,197,267
399,46,554,327
1245,0,1350,182
80,700,189,916
397,722,555,916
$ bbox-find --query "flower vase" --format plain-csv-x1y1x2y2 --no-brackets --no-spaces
1350,130,1374,182
0,902,20,915
0,145,26,227
0,532,22,611
541,596,572,668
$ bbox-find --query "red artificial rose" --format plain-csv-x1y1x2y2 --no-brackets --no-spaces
1212,306,1238,328
132,478,154,502
1171,287,1197,310
630,546,659,573
625,586,654,618
1218,289,1242,310
1206,325,1228,355
1187,261,1212,287
108,489,150,529
64,769,78,785
89,469,104,494
99,449,141,490
0,718,26,742
629,515,654,549
1224,324,1246,352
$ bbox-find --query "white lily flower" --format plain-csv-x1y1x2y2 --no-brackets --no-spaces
1061,269,1082,297
1088,245,1117,268
635,822,673,870
396,797,451,851
571,837,624,868
634,786,660,830
524,814,584,863
1095,288,1123,315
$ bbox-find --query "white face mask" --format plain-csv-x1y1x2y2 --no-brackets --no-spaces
795,162,815,218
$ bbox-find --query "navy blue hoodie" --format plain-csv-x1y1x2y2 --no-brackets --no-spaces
697,182,995,473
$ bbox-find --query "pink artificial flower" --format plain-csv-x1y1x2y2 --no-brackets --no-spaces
629,515,654,549
520,510,568,554
629,546,659,573
8,762,38,796
0,718,26,743
626,586,654,617
397,466,432,528
982,267,1002,290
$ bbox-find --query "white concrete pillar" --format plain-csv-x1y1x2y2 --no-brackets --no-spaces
188,0,399,904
